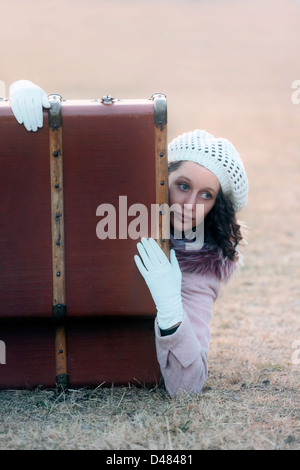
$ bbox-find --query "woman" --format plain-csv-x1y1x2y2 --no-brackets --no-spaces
9,80,248,395
134,130,248,395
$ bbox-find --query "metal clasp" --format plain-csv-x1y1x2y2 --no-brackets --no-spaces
101,95,115,104
48,94,63,130
151,93,167,127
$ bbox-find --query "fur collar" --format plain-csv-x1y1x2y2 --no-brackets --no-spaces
170,235,238,282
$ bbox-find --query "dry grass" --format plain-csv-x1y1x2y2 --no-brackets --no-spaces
1,0,300,450
0,376,299,450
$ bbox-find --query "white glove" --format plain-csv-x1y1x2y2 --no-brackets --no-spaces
9,80,50,131
134,238,183,330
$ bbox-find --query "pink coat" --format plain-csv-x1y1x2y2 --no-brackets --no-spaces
155,270,221,395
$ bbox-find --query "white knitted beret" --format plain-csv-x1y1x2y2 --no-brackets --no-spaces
168,129,248,212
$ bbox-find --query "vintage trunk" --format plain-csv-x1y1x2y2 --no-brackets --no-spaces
0,93,168,389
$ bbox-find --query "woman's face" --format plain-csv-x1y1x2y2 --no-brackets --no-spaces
168,161,220,232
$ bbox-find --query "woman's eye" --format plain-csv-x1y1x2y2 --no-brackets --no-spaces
201,192,212,200
178,183,189,191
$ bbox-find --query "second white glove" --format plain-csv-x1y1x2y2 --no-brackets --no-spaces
134,238,183,330
9,80,50,132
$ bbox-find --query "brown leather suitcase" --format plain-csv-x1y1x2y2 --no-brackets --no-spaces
0,93,168,388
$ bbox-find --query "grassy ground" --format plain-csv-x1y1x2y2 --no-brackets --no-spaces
1,0,300,450
0,376,299,450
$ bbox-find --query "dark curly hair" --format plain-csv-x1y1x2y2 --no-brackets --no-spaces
168,161,243,262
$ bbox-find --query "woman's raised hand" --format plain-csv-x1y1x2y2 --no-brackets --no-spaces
9,80,50,132
134,238,183,330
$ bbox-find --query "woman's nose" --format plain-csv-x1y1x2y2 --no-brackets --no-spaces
184,193,197,211
184,203,194,212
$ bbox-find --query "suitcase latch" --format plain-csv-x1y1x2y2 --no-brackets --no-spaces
101,94,115,104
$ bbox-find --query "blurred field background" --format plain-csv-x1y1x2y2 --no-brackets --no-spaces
1,0,300,450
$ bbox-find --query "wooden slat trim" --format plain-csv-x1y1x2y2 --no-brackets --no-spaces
48,95,69,388
152,94,169,258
